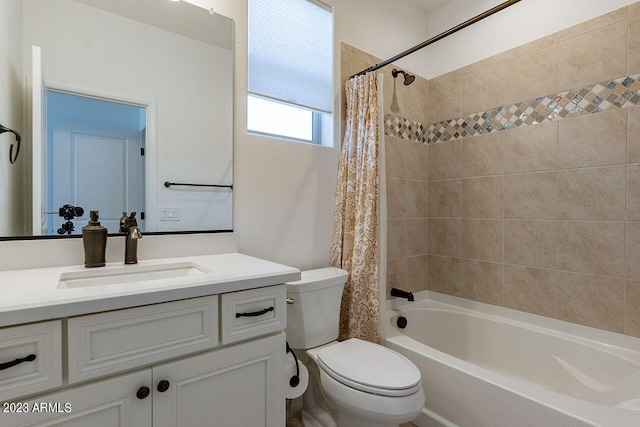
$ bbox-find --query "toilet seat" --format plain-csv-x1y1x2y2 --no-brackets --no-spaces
316,338,422,397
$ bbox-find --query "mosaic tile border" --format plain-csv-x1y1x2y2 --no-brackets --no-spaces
384,114,428,144
428,73,640,144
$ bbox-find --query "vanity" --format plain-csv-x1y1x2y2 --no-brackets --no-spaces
0,253,300,426
0,1,281,424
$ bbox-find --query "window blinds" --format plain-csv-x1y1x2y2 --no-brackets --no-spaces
248,0,333,114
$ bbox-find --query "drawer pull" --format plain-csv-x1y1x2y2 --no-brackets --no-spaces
157,380,170,392
0,354,36,371
136,386,150,400
235,306,274,318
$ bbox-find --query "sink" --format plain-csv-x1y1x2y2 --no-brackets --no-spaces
58,262,210,288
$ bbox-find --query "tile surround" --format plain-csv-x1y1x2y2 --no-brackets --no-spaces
627,280,640,337
556,272,625,333
387,69,640,149
460,259,503,306
422,6,640,336
384,114,427,144
344,5,640,337
428,72,640,145
502,265,557,318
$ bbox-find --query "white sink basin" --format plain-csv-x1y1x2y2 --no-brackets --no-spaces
58,262,210,289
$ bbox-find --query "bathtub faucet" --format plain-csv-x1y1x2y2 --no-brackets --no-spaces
390,288,414,301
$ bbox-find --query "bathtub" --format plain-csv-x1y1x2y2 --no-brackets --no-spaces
385,292,640,427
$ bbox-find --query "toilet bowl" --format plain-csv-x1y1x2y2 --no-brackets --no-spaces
286,268,424,427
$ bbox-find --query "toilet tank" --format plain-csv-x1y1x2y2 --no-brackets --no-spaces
285,267,348,349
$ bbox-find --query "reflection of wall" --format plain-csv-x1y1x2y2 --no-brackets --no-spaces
22,0,233,231
0,0,24,236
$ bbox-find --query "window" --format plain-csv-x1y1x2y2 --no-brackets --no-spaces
247,0,333,145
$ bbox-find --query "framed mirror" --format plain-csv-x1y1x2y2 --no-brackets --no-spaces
1,0,234,238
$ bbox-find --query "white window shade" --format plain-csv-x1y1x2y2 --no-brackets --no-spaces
248,0,333,114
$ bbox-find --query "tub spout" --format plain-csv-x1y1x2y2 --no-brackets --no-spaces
390,288,414,301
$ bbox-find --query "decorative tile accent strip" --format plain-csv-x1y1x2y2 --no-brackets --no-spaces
384,114,428,144
428,73,640,144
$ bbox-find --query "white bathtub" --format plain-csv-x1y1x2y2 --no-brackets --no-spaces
385,292,640,427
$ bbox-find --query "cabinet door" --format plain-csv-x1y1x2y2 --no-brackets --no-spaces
0,370,151,427
153,333,285,427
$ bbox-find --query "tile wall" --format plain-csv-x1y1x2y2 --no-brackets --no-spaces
427,6,640,336
340,4,640,338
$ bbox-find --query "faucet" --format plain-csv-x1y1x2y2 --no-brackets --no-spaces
390,288,414,301
120,212,142,264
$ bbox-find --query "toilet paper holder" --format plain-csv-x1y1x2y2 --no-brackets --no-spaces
286,341,300,387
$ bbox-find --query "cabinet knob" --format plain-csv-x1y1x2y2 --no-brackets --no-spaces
157,380,170,393
136,386,151,399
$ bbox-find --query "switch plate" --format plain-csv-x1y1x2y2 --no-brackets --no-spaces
159,207,181,221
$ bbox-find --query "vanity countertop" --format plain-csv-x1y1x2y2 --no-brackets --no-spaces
0,253,300,327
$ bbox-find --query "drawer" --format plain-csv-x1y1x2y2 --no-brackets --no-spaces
68,296,218,383
0,320,62,401
221,285,286,344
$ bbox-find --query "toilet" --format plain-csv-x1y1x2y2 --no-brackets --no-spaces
286,267,425,427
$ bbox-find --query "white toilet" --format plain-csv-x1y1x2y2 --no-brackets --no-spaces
286,267,425,427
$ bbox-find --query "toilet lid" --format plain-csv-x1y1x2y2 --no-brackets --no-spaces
316,338,422,397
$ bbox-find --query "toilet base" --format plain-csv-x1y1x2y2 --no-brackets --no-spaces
301,409,336,427
302,404,401,427
338,412,400,427
300,352,337,427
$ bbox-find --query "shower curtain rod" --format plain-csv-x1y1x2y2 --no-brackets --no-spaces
350,0,522,79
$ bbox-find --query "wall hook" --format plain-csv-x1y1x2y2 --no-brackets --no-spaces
0,123,21,164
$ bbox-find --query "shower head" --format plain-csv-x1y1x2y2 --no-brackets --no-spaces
392,69,415,86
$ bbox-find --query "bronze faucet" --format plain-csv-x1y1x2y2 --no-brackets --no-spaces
119,212,142,264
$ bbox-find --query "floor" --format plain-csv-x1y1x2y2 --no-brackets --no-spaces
288,414,416,426
288,404,418,426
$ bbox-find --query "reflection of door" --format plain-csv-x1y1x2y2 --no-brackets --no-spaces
46,91,146,235
50,127,144,234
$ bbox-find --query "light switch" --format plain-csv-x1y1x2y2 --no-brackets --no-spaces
159,207,181,221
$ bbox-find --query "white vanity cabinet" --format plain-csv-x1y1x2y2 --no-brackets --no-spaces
0,321,62,402
1,370,152,426
0,284,287,427
153,333,284,427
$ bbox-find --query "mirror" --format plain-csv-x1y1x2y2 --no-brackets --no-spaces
1,0,234,238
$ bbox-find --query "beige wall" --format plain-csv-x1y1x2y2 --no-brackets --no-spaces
185,0,431,271
427,6,640,337
420,0,639,79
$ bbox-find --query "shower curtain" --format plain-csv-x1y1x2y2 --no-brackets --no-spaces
330,72,385,343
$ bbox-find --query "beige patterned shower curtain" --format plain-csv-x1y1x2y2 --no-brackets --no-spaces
330,73,383,343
